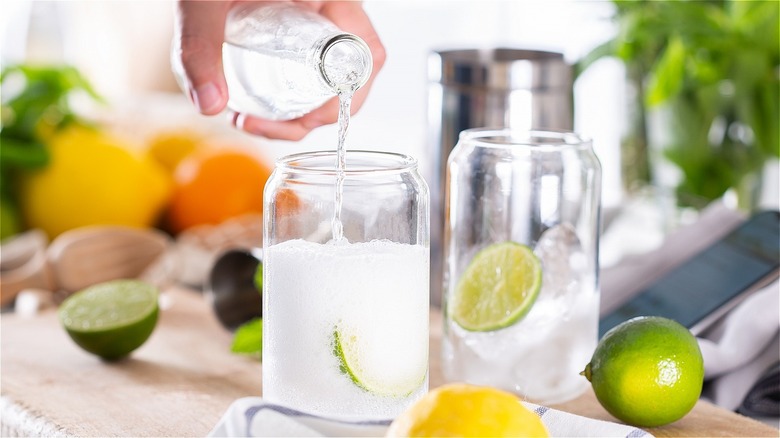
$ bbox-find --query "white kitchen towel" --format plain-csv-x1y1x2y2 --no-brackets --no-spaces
208,397,653,437
698,279,780,411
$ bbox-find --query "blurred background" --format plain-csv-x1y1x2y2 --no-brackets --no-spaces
2,1,624,200
1,0,778,288
2,1,779,424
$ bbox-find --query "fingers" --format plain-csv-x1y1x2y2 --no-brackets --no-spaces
320,1,387,73
231,111,326,141
220,1,386,141
292,0,324,12
175,0,231,115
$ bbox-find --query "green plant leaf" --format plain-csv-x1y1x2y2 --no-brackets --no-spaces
0,137,50,169
732,0,779,54
1,64,104,135
646,36,686,107
254,261,263,293
1,63,105,238
231,318,262,359
580,0,778,208
574,39,616,78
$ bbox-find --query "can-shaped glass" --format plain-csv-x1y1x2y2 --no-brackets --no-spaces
443,129,601,404
262,150,430,419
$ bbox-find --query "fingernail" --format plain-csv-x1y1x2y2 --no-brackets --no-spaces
193,82,222,114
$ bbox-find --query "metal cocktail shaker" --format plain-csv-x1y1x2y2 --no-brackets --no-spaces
427,48,573,305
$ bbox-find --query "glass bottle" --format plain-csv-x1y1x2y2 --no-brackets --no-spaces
262,150,430,419
172,2,373,120
442,128,601,405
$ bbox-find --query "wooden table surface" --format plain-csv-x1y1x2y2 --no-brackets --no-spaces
1,287,776,437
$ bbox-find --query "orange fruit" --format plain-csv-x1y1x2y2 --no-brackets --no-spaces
167,147,273,233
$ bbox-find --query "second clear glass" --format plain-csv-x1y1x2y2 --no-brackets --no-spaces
442,128,602,404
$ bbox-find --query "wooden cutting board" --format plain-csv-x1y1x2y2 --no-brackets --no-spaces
1,287,776,437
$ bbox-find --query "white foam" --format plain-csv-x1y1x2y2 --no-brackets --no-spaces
263,239,430,419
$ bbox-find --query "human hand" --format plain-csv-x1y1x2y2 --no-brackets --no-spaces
173,0,386,140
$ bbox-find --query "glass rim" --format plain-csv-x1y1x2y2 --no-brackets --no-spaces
458,128,592,150
275,150,418,176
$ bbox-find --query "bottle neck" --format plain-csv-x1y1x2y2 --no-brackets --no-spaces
316,33,373,93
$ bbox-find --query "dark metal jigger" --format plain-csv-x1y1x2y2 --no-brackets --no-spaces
207,249,262,331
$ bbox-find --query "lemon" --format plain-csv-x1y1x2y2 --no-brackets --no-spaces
145,130,203,173
582,316,704,427
386,383,549,437
20,125,171,238
450,242,542,331
59,279,159,361
333,326,427,397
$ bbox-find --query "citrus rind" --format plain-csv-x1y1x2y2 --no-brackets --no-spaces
58,279,159,360
333,327,427,397
451,242,543,331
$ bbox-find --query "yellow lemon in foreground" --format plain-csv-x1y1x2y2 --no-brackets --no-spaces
20,125,171,238
386,383,548,437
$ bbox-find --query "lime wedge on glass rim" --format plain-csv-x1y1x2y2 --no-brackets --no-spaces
58,279,159,361
450,242,542,332
333,326,427,397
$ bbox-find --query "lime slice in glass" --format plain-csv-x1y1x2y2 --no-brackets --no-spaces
333,326,427,397
58,279,159,360
451,242,542,331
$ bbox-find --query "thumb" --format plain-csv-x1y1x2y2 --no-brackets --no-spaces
173,0,231,115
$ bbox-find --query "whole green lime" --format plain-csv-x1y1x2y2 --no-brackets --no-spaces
582,316,704,427
58,279,159,361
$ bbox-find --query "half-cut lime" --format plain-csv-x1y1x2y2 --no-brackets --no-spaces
451,242,542,331
333,327,426,397
58,279,159,360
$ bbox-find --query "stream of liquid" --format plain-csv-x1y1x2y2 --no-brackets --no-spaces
330,89,353,242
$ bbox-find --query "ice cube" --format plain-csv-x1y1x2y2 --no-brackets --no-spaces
530,223,587,325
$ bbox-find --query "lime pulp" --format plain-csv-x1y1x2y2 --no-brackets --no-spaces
333,326,426,397
58,279,159,360
450,242,543,332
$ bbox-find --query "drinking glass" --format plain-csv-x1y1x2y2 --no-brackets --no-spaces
262,150,430,419
442,128,601,404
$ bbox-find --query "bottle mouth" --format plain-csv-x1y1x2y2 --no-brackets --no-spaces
320,34,373,92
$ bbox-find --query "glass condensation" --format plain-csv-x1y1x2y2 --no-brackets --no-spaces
442,129,601,404
262,151,430,419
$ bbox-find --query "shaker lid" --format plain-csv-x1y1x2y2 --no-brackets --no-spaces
429,48,571,91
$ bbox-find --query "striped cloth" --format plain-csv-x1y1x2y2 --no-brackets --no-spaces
208,397,652,437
